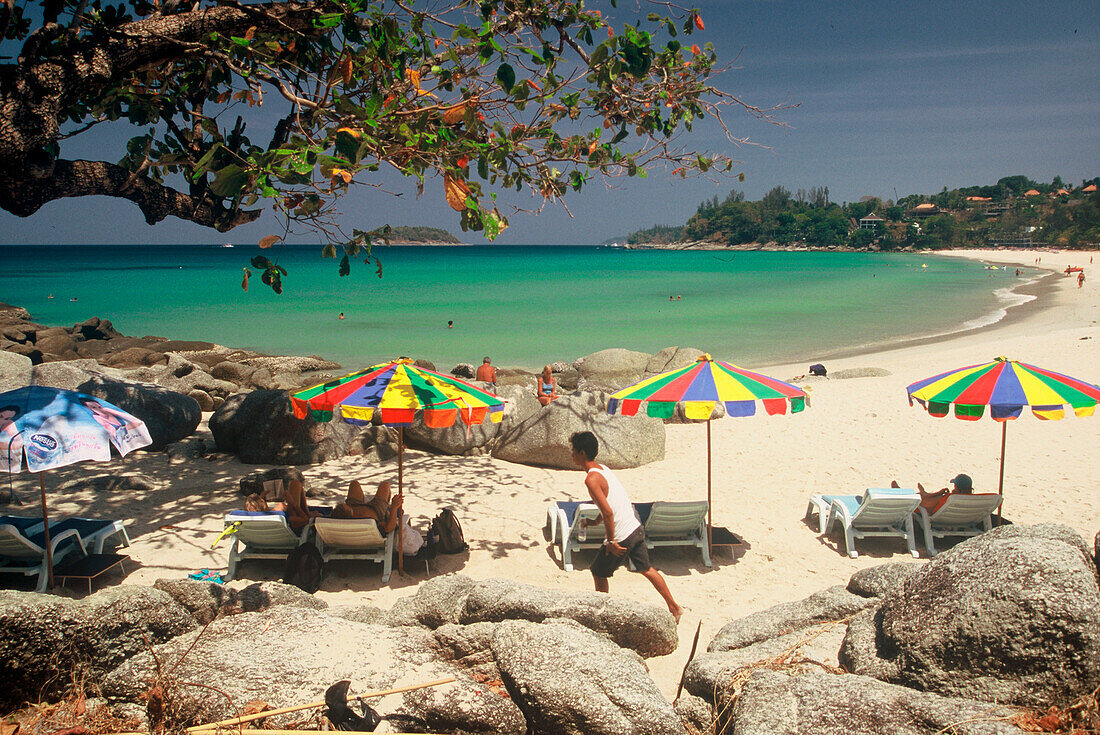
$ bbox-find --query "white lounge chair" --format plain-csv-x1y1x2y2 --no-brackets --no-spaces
823,487,921,559
554,502,607,572
915,493,1003,556
224,511,310,581
643,501,711,567
312,516,395,583
0,518,87,592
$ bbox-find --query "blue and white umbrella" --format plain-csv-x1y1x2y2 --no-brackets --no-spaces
0,385,151,587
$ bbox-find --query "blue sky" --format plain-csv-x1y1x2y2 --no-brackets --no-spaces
2,0,1096,245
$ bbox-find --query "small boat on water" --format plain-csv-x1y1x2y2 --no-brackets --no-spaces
221,243,234,248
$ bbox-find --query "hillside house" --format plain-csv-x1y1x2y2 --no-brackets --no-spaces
859,212,884,229
910,203,939,216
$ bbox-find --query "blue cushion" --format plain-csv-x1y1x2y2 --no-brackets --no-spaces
866,487,918,497
556,500,653,526
830,496,862,516
0,516,42,533
227,510,288,518
47,518,112,538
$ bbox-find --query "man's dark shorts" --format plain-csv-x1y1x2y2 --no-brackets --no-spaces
591,525,650,578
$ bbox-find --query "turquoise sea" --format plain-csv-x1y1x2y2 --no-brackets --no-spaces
0,245,1032,371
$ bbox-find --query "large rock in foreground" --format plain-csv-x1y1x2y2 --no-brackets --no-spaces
0,350,32,392
104,606,527,733
79,375,200,450
0,587,196,709
210,389,361,464
841,524,1100,707
492,619,686,735
728,670,1027,735
388,575,678,657
492,390,664,469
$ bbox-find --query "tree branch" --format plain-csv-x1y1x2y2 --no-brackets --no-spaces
0,158,261,229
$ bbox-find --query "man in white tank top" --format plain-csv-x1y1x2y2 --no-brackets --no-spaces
570,431,682,622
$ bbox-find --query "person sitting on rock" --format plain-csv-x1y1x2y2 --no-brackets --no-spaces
331,480,402,533
280,479,322,532
475,356,497,389
536,365,559,406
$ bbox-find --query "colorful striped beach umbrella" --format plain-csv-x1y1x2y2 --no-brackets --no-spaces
906,357,1100,504
291,358,504,571
607,354,808,557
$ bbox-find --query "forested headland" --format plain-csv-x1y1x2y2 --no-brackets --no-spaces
627,175,1100,250
386,226,462,244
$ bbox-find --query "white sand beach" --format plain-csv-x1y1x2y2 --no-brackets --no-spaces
8,248,1099,700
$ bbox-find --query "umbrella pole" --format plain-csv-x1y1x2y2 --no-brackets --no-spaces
997,421,1007,520
39,472,53,589
706,418,712,560
397,427,404,574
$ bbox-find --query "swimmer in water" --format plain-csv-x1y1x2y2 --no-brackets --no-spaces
338,312,345,320
447,320,454,329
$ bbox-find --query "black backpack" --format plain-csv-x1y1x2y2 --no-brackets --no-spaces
283,543,324,593
430,508,468,554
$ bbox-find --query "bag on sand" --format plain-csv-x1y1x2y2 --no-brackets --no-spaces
400,517,425,556
430,508,468,554
283,543,324,593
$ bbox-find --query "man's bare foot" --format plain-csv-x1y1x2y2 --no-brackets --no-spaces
669,604,684,623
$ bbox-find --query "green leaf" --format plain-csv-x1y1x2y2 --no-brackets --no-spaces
339,254,350,276
496,63,516,93
209,165,247,197
322,243,337,258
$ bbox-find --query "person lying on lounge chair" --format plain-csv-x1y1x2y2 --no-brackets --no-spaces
892,474,974,513
278,480,322,532
331,480,402,533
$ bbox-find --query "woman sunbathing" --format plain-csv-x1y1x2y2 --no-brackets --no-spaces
331,480,403,533
280,479,322,532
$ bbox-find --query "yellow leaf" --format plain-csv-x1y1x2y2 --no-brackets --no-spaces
340,56,353,86
442,104,466,125
244,25,256,40
336,127,361,138
332,169,353,184
406,68,421,90
258,235,281,249
444,174,471,211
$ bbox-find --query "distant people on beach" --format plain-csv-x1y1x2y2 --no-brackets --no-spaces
571,431,682,622
332,479,402,533
1078,271,1086,288
475,356,497,388
536,365,559,406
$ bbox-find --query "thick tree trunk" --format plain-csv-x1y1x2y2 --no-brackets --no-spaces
0,2,323,229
